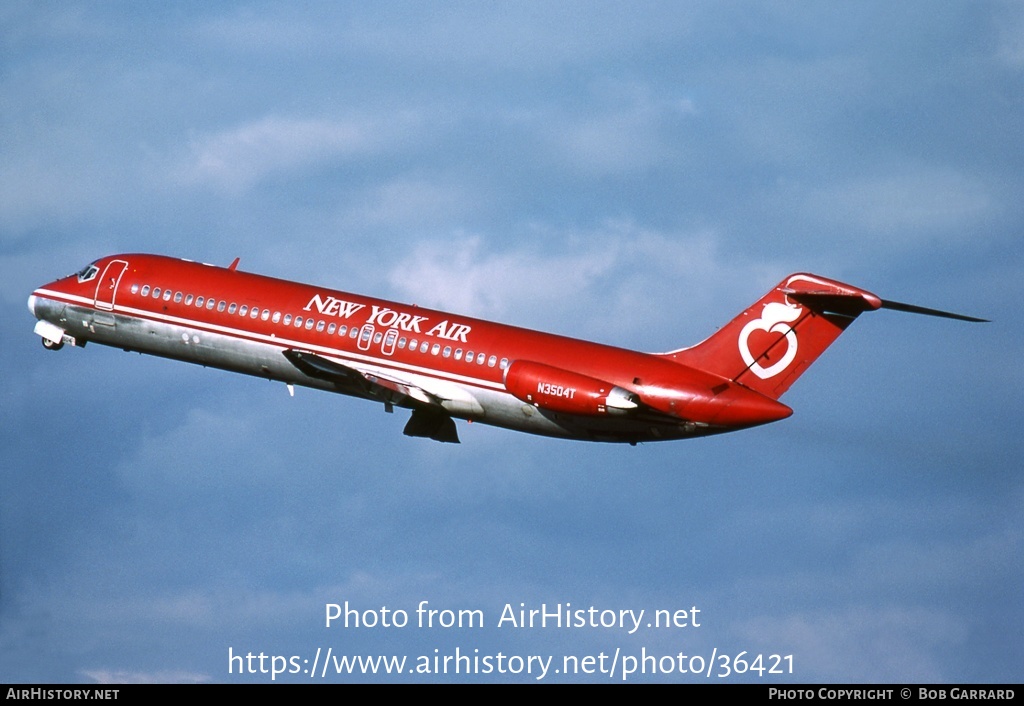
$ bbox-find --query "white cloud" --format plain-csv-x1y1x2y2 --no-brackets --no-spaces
177,114,418,192
557,106,679,176
815,169,994,234
753,166,999,264
995,2,1024,69
327,5,696,71
343,178,477,229
384,223,784,348
542,84,699,176
386,233,614,321
80,669,211,684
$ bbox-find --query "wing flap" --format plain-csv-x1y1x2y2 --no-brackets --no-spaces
282,349,442,409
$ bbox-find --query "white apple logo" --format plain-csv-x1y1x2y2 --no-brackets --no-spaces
738,302,802,379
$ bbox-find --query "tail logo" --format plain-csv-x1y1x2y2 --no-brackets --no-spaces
738,302,802,379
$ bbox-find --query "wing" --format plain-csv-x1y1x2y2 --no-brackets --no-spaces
282,348,447,407
282,348,464,442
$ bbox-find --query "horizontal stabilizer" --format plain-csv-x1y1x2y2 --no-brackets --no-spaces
880,299,989,322
665,273,986,400
779,287,881,316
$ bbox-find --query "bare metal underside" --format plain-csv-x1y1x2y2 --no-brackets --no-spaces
31,295,707,444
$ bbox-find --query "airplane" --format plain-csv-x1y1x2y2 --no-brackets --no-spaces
27,253,986,444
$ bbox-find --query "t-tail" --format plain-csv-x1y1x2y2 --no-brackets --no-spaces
664,273,987,401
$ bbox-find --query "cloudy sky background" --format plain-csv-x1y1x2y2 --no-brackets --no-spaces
2,1,1021,683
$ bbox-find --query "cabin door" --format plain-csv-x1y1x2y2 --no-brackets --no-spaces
94,259,129,311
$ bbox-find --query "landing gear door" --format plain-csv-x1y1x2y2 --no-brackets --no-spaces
95,259,129,311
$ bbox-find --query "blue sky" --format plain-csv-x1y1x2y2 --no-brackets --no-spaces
2,1,1021,683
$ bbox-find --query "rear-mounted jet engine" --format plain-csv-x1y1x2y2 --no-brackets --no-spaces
504,360,639,416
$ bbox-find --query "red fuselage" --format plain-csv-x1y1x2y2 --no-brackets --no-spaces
29,254,801,444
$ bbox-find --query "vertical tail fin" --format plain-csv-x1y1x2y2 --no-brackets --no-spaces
664,274,883,400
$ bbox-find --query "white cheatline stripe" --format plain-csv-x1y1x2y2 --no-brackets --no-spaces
31,289,507,393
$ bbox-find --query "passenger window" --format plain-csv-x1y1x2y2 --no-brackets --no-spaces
195,296,204,307
131,284,139,294
294,316,303,327
431,343,441,355
262,310,271,321
228,303,237,314
488,355,497,367
250,307,259,319
316,320,326,332
217,300,226,312
175,292,183,303
466,350,474,362
152,288,161,299
164,290,173,302
398,337,407,349
273,312,281,324
454,348,463,360
141,285,151,297
206,298,215,310
443,346,451,358
327,323,336,334
239,305,248,316
477,353,485,365
338,325,347,336
420,341,429,353
499,358,509,370
305,318,314,330
185,294,194,305
283,314,292,326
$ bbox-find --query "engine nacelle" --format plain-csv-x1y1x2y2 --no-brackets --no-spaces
504,360,638,416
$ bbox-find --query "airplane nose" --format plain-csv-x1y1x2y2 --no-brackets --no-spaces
27,294,37,317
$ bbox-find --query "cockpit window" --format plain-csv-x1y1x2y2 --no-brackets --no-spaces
76,263,100,283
